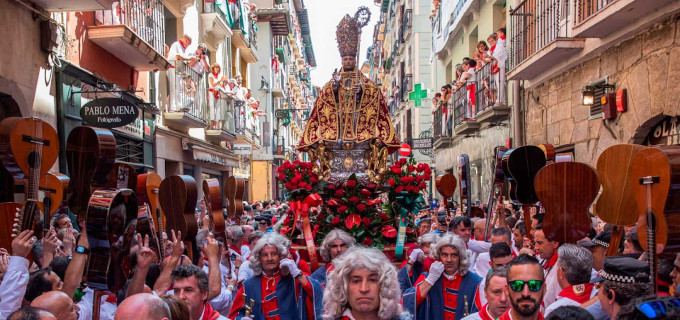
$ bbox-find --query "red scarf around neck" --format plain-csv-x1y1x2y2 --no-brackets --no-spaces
498,308,544,320
201,303,221,320
542,253,558,270
557,283,594,304
477,304,495,320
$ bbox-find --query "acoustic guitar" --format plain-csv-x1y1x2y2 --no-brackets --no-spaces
66,126,116,218
203,178,226,237
0,117,59,239
458,154,473,216
85,188,138,293
136,203,163,260
484,146,508,240
159,175,199,242
435,173,457,217
502,145,546,239
38,173,70,217
136,173,164,234
534,162,600,244
0,202,23,255
595,144,647,256
225,176,245,220
538,144,556,163
629,146,680,294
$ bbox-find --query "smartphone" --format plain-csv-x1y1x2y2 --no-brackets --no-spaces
230,253,237,262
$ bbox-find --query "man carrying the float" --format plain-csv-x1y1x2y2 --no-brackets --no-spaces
228,233,323,320
403,234,482,320
323,247,410,320
398,233,439,292
311,229,356,286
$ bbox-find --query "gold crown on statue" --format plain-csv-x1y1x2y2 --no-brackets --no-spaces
336,14,359,57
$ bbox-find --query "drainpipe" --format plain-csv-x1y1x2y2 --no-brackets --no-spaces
511,80,523,146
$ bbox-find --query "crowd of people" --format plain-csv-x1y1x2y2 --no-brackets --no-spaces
431,27,508,137
0,197,678,320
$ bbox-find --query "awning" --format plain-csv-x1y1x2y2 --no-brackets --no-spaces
192,146,239,167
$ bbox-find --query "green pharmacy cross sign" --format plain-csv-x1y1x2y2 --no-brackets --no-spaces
408,83,428,107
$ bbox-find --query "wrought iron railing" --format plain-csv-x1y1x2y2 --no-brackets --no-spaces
95,0,165,55
575,0,617,24
400,74,412,102
171,61,209,123
509,0,569,70
474,62,496,114
214,97,236,134
398,9,412,43
432,101,453,138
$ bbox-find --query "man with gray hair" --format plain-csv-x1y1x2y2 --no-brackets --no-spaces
114,293,170,320
403,234,482,320
323,247,409,320
172,264,228,320
462,267,510,320
544,244,595,316
311,229,356,286
228,233,323,319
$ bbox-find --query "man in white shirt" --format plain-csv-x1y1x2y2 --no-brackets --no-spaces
463,267,510,320
472,228,517,277
534,228,561,309
166,34,194,112
544,244,597,317
189,43,210,75
0,230,34,319
232,75,246,133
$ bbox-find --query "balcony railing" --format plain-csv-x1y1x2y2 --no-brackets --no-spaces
204,0,234,26
171,61,209,122
399,74,412,103
432,102,453,138
398,9,412,43
575,0,616,24
95,0,165,55
509,0,569,70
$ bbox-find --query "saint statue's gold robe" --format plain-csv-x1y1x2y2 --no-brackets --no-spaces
298,71,399,151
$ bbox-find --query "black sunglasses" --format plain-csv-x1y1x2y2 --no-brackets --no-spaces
508,280,544,292
635,297,680,319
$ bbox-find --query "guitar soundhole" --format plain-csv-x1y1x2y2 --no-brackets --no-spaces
27,151,41,169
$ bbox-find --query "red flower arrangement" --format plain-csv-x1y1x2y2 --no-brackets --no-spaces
276,160,319,200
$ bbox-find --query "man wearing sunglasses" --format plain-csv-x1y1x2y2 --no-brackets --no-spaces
403,234,482,320
544,244,596,317
501,254,545,320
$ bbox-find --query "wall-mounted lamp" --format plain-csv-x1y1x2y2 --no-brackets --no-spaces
581,80,615,106
582,85,595,106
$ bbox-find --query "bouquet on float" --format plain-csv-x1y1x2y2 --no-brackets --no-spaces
276,159,319,201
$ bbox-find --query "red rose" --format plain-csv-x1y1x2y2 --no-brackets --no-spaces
388,178,396,187
361,189,372,197
327,199,339,206
408,165,416,172
338,205,349,214
406,227,415,233
391,167,402,174
416,163,424,172
356,204,366,212
405,185,415,192
285,182,294,190
419,182,427,190
299,181,307,188
398,158,407,165
277,173,286,181
348,196,359,203
425,167,432,175
327,184,336,190
400,176,410,184
313,224,320,233
346,179,357,188
306,185,313,191
362,217,371,225
335,189,344,197
331,216,340,224
367,183,377,189
380,212,388,220
362,238,373,246
395,186,404,193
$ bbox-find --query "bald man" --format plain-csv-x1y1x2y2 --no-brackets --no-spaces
8,306,56,320
114,293,170,320
30,292,78,320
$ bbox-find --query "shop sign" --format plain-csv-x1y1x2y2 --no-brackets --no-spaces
113,117,154,140
193,147,231,166
80,98,139,128
233,167,250,178
412,138,433,149
234,144,253,155
646,116,679,146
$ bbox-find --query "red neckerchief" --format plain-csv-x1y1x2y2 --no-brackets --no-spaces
500,35,506,40
542,253,558,270
326,262,335,272
478,304,495,320
230,245,241,255
489,44,496,53
557,283,594,304
179,39,188,50
201,303,222,320
498,308,544,320
105,295,117,303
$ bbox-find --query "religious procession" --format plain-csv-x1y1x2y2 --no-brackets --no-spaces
1,0,680,320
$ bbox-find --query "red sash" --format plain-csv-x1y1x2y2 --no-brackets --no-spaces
202,303,222,320
557,283,594,304
478,304,495,320
498,309,544,320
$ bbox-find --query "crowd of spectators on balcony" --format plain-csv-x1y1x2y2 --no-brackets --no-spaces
431,27,507,136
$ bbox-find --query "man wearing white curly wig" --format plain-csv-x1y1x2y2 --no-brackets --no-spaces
312,229,357,286
228,233,324,320
403,234,482,320
323,247,411,320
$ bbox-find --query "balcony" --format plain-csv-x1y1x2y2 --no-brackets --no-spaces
230,1,259,63
201,1,234,42
398,9,412,44
89,0,170,71
163,61,209,131
432,102,454,150
451,88,480,135
234,103,260,148
205,98,237,143
34,0,115,11
399,74,413,103
507,0,585,80
272,69,286,98
473,63,510,123
572,0,678,38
